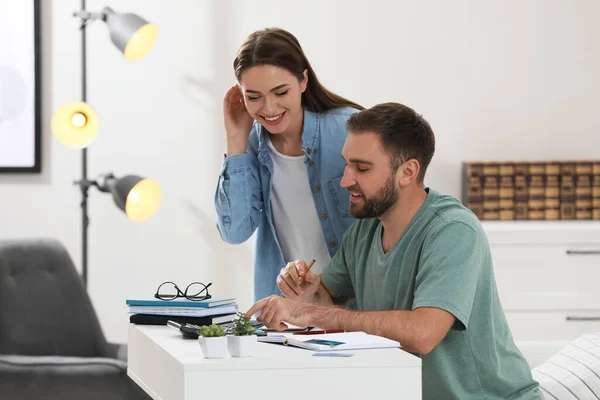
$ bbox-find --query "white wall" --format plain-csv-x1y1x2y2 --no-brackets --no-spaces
1,0,599,343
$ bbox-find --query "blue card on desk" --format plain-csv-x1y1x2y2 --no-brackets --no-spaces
313,352,354,357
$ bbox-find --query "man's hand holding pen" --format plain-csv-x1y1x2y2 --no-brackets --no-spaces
248,258,343,331
277,259,321,302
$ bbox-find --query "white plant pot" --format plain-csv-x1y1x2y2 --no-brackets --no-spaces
227,335,257,358
198,336,228,359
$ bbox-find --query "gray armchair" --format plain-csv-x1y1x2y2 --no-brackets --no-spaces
0,238,150,400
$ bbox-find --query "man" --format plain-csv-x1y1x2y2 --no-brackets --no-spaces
246,102,542,400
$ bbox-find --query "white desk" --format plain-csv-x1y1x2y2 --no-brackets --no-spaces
127,324,422,400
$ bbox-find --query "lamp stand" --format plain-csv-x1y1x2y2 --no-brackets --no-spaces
75,0,91,288
72,1,109,288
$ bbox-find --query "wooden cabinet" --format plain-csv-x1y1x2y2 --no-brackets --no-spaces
483,221,600,367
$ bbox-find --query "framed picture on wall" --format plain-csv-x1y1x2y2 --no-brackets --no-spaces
0,0,41,173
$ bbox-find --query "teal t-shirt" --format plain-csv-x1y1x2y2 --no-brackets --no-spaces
322,188,542,400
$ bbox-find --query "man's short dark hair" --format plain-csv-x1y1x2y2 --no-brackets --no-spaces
346,102,435,183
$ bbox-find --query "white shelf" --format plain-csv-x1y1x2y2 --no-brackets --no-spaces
480,220,600,244
481,220,600,230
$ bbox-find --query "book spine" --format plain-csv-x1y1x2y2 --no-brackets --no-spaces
560,162,576,219
544,162,560,220
575,162,593,220
482,163,500,220
593,162,600,220
527,162,545,220
499,163,515,220
464,162,484,220
514,163,529,220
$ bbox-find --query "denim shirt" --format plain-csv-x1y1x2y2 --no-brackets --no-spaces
215,107,358,301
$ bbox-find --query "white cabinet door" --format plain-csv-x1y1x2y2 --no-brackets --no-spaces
483,222,600,367
505,310,600,341
491,244,600,310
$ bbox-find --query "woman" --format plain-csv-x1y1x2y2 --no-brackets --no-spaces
215,27,363,302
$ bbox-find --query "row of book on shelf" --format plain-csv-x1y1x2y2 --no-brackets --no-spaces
126,296,238,326
462,160,600,221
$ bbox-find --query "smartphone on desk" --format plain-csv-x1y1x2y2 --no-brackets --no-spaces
217,319,264,331
217,320,267,336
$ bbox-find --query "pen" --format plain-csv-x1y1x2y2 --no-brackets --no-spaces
299,259,315,282
293,330,345,335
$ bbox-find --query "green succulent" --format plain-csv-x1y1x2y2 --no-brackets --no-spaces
197,323,227,337
230,312,257,336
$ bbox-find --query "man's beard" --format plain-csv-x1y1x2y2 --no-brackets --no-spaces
348,173,398,218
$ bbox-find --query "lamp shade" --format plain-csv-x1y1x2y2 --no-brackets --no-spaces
51,102,99,148
103,7,158,62
105,174,162,222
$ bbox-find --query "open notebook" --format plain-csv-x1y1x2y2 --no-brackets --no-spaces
257,332,401,352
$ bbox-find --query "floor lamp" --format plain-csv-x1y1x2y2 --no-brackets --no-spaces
50,1,162,288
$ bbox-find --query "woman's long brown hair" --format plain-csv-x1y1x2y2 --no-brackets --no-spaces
233,28,364,113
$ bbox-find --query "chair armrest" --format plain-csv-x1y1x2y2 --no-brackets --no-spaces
0,355,151,400
0,354,127,375
105,342,128,362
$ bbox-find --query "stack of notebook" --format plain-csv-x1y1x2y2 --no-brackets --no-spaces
126,297,238,326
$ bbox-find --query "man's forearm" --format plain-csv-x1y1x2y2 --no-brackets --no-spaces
304,307,445,354
338,309,425,353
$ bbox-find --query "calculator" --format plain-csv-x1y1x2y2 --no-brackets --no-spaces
167,320,202,339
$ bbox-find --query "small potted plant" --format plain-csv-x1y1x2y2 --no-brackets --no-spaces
197,323,228,359
227,312,258,357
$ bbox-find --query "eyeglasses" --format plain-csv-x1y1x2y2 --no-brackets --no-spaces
154,281,212,301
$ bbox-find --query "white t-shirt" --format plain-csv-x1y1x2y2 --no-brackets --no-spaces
267,139,331,274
